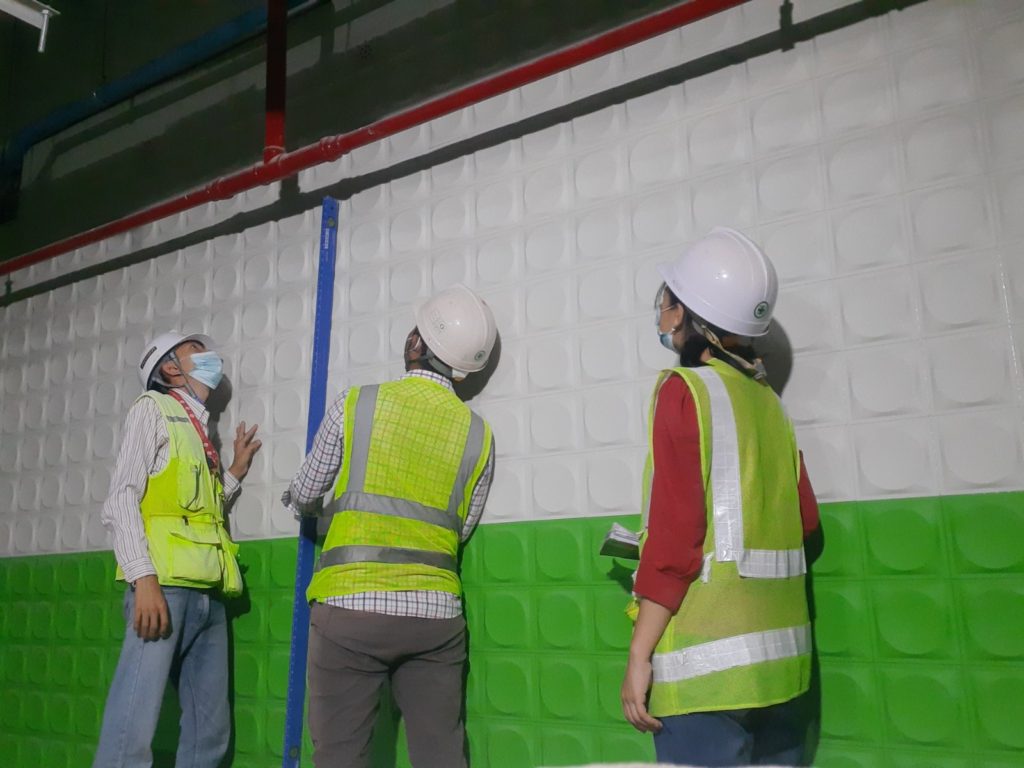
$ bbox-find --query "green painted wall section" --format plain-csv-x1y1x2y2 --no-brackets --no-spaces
1,493,1022,767
807,493,1024,768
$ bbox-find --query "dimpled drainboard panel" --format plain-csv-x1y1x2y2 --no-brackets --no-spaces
2,495,1023,766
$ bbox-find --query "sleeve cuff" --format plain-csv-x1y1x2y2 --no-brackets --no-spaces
120,558,157,584
282,488,324,518
222,471,242,500
633,568,691,614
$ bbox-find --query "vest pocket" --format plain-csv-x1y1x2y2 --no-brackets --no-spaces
166,519,223,585
217,532,243,597
177,461,214,512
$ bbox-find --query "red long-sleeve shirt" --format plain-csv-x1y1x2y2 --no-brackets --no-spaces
633,374,820,613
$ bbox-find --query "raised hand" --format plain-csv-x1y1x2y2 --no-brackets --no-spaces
227,421,262,481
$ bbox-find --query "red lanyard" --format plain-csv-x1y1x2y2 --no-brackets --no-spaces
168,390,220,472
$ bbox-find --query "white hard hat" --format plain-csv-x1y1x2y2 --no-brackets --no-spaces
138,330,214,390
657,226,778,337
414,284,497,378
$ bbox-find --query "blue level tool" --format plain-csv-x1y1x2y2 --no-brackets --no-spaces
282,196,339,767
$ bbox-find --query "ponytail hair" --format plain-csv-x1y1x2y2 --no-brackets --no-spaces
663,286,760,375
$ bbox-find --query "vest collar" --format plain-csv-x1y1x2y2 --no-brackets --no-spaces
401,369,454,392
171,387,210,427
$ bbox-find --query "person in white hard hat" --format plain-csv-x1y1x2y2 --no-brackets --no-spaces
620,228,821,766
284,283,498,768
93,331,262,768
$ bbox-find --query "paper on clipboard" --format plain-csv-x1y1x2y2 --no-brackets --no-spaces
599,522,640,560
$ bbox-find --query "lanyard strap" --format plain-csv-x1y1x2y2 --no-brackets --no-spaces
168,390,220,472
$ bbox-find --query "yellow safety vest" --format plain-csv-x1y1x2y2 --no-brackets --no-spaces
633,360,810,716
115,392,243,597
307,376,492,602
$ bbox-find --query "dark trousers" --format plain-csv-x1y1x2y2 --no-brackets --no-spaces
653,694,810,767
307,603,467,768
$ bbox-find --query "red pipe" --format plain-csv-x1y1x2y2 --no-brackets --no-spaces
1,0,749,276
264,0,287,163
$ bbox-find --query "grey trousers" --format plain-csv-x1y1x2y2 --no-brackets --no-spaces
307,602,468,768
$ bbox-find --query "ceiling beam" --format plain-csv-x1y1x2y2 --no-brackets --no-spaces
0,0,60,51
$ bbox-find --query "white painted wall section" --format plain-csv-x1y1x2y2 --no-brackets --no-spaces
2,0,1023,559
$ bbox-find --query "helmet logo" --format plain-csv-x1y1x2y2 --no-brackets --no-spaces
753,301,769,320
474,350,485,362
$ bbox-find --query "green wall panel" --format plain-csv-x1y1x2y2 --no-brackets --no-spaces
1,493,1023,766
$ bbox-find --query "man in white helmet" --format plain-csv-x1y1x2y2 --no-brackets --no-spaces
284,283,498,768
620,228,821,766
93,331,262,768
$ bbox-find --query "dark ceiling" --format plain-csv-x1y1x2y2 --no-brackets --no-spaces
0,0,680,260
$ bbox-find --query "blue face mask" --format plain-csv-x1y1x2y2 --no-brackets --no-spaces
186,350,224,390
655,283,680,352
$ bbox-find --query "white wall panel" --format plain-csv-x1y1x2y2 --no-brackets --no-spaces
916,252,1007,332
937,410,1024,491
3,0,1024,557
846,342,931,419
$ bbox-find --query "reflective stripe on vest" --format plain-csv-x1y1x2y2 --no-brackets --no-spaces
315,383,487,574
319,545,457,572
321,384,486,533
692,367,805,579
652,624,811,683
123,392,243,596
324,492,461,532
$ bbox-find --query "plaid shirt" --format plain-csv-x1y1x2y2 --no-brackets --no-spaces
282,369,494,619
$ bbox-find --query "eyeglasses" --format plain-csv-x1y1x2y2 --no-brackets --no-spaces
654,283,679,324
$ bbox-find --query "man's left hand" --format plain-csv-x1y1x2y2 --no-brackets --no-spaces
228,421,262,480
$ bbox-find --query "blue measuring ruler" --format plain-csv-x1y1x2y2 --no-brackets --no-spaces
282,196,339,767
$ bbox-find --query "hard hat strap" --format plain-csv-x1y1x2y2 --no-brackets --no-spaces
170,350,206,402
693,321,768,384
421,348,455,380
406,329,456,379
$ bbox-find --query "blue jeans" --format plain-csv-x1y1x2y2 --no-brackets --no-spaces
654,694,809,767
92,586,230,768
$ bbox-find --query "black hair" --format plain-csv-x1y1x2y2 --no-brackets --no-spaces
146,352,175,392
662,286,758,372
